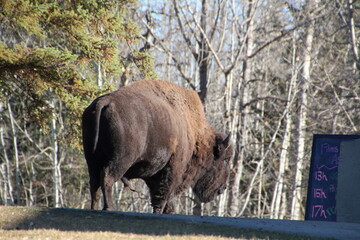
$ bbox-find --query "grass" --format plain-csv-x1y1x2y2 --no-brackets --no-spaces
0,206,332,240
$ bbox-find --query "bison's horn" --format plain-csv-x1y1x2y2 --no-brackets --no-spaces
223,133,231,147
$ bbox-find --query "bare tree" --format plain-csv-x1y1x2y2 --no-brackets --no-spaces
7,101,20,205
0,103,14,205
270,32,299,219
347,0,360,70
290,0,320,220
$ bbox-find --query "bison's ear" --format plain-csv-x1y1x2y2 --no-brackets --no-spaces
213,133,231,159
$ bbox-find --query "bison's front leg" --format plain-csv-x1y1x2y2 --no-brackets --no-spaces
145,165,175,214
163,199,175,214
153,199,175,214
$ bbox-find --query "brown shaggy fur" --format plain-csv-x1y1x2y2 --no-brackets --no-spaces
82,80,232,213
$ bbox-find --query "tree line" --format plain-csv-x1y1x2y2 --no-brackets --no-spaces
0,0,359,220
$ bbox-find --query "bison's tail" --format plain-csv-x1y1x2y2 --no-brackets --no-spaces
92,97,110,153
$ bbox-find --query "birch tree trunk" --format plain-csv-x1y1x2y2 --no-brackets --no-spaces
0,103,14,205
270,33,298,219
225,0,237,132
347,0,360,71
291,0,318,220
28,161,36,206
256,65,268,218
188,0,210,215
7,102,20,205
198,0,209,103
229,0,256,217
50,99,61,208
92,60,103,87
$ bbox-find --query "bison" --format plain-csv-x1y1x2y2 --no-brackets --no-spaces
82,80,232,214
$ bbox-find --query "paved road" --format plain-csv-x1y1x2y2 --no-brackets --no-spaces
115,211,360,240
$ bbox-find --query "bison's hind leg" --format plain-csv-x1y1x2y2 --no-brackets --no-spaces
100,157,136,211
90,175,101,210
100,167,116,211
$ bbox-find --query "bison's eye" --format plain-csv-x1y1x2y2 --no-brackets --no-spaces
222,159,229,167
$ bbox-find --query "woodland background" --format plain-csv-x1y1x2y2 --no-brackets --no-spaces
0,0,359,220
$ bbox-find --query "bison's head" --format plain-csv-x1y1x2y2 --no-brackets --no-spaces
193,133,233,203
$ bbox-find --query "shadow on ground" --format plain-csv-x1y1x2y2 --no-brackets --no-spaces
1,207,324,240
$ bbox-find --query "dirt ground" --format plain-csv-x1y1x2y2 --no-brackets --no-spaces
119,211,360,240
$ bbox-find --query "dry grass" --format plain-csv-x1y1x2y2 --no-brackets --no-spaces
0,206,330,240
0,230,244,240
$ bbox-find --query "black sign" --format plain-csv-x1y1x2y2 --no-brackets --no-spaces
305,134,360,221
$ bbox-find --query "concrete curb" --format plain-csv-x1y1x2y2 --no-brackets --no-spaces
110,211,360,240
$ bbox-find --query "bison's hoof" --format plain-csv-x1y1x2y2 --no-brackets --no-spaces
102,207,114,211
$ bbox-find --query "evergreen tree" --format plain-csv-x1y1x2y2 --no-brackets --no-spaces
0,0,156,147
0,0,156,207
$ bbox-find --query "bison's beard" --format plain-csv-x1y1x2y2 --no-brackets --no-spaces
193,168,227,203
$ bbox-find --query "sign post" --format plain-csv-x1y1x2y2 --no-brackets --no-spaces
337,139,360,223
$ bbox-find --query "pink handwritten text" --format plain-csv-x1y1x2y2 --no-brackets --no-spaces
314,171,328,181
314,188,327,199
321,143,339,155
312,205,327,219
